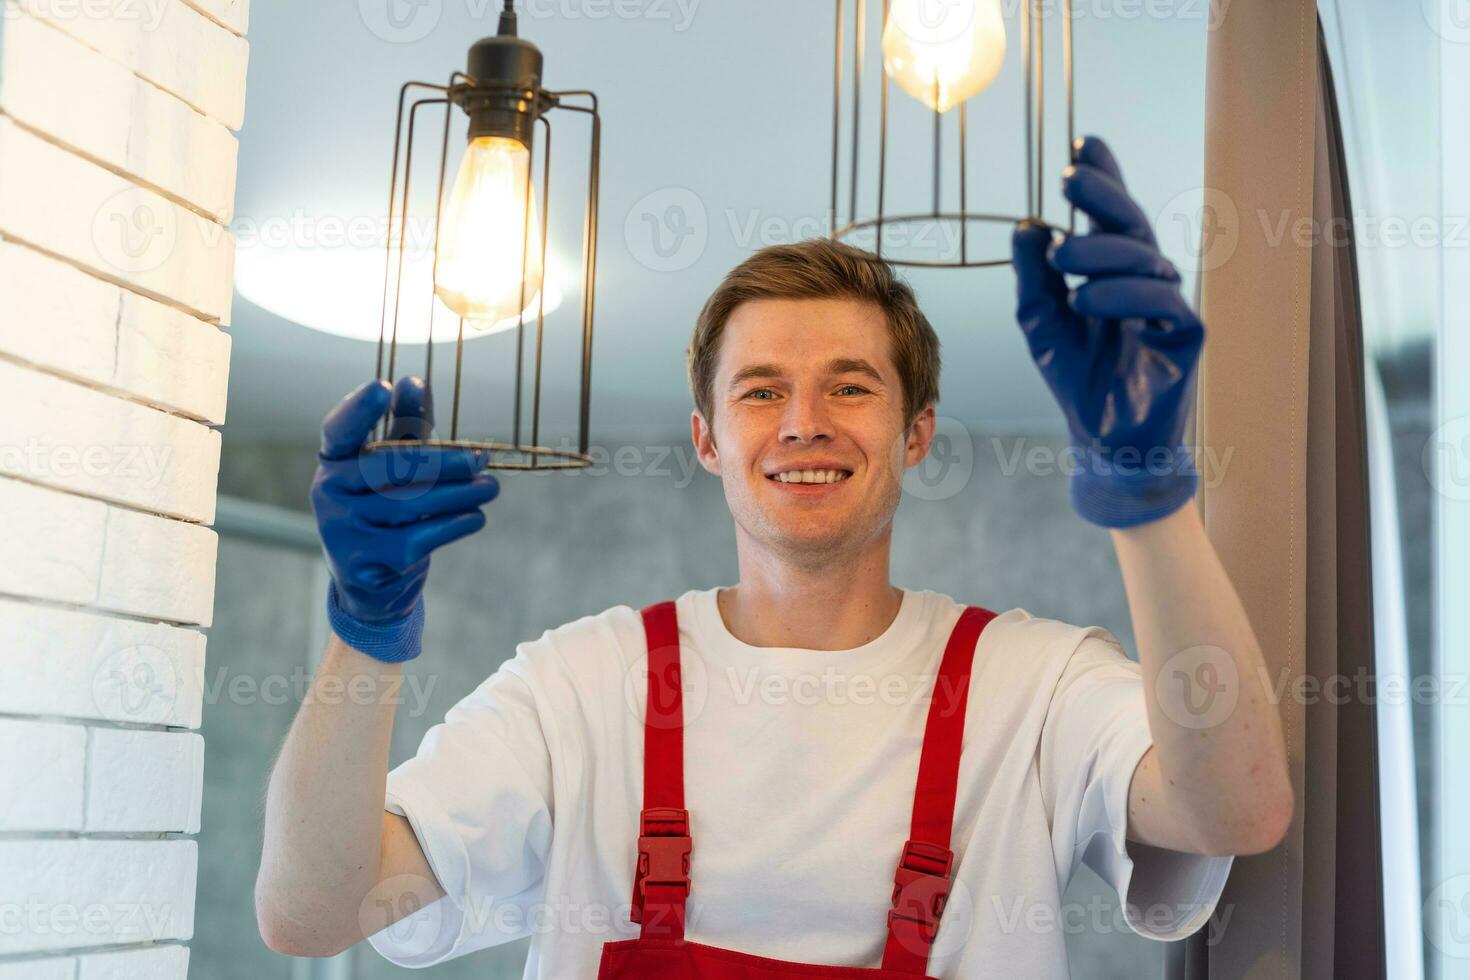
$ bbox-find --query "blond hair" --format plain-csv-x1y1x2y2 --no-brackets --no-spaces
687,238,941,428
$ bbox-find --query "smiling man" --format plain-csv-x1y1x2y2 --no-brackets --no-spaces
255,136,1292,977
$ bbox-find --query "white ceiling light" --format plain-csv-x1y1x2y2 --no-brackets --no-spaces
234,238,565,345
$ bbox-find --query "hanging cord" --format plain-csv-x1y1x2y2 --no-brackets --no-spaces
500,0,517,35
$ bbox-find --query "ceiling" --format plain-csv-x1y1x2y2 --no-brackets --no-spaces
225,0,1209,443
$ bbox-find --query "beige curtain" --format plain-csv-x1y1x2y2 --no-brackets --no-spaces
1186,1,1387,977
1189,0,1329,976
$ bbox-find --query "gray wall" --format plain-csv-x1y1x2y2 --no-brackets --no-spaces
195,426,1161,979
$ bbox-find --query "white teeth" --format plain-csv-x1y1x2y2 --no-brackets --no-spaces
774,469,849,484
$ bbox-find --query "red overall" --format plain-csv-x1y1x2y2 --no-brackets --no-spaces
597,599,998,979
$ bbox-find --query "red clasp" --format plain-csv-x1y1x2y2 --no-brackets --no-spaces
631,806,691,924
887,838,954,944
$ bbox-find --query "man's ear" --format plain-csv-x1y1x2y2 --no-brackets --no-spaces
902,404,937,468
691,409,721,476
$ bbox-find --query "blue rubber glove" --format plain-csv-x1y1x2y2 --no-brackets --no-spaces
1011,135,1205,528
309,377,500,662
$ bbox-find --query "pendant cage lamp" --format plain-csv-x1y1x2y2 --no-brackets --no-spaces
829,0,1077,268
368,0,601,470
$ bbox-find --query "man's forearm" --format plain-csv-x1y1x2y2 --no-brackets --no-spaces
1111,503,1294,854
255,635,405,955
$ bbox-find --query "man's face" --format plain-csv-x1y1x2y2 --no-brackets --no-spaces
691,296,936,565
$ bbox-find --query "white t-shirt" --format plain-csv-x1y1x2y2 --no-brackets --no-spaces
367,587,1232,977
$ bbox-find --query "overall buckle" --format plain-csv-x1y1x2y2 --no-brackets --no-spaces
886,838,954,944
631,806,691,924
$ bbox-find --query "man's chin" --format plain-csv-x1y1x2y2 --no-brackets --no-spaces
759,520,861,560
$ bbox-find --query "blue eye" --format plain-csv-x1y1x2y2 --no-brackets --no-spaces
746,389,775,400
837,384,867,395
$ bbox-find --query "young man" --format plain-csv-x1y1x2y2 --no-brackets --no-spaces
255,137,1292,976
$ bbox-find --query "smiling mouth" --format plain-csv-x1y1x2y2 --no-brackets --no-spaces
767,469,853,485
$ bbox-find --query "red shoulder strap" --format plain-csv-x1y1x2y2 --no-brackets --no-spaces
641,600,684,808
882,605,998,973
630,600,691,939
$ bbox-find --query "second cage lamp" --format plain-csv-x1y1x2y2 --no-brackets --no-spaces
830,0,1077,267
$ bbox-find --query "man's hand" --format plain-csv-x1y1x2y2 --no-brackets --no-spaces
1011,135,1203,529
310,376,500,663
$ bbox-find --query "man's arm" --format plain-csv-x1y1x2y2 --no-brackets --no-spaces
1009,137,1293,858
255,635,446,957
256,377,497,956
1112,504,1294,857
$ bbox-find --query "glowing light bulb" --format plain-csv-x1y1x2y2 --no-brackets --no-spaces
881,0,1006,113
433,135,545,330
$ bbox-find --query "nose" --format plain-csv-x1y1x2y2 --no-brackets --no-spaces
779,388,835,444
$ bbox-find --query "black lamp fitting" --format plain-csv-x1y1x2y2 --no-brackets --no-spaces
460,5,544,147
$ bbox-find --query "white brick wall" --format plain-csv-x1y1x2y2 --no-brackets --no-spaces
0,117,236,323
0,599,206,728
0,945,191,980
0,242,232,424
78,945,191,980
0,359,222,522
0,9,239,222
86,729,206,834
0,0,247,971
12,0,248,128
0,840,197,955
0,718,86,830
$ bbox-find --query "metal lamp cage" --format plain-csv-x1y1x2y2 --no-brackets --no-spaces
830,0,1077,267
368,4,601,470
